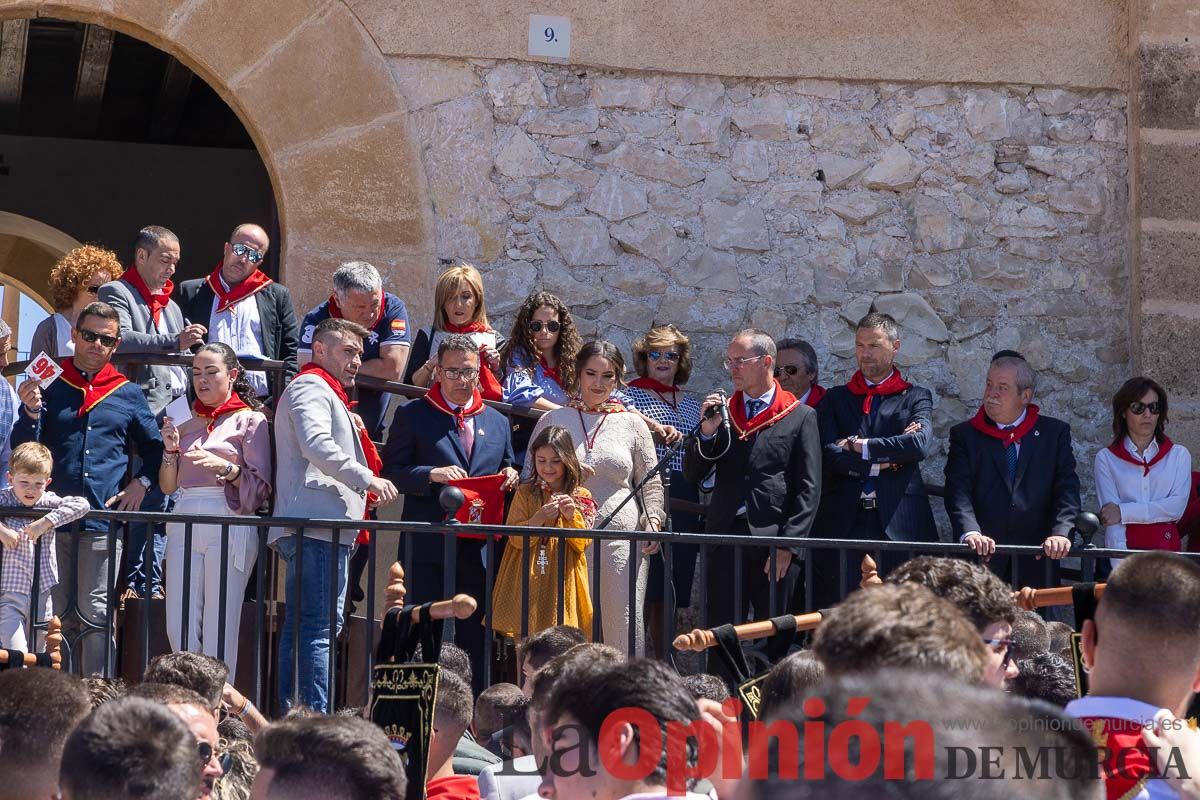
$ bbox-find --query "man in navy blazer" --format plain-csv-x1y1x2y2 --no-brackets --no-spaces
382,334,518,688
944,354,1080,588
815,312,935,605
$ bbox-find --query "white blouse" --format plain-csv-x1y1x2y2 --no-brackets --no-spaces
1093,436,1192,552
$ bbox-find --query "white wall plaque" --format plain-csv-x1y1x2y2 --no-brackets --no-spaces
528,15,570,59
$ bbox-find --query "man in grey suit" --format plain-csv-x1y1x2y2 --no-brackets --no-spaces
98,225,206,599
271,317,398,712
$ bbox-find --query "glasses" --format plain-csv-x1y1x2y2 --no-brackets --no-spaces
775,365,802,377
723,355,765,371
1129,401,1162,415
440,367,479,381
529,320,561,334
983,638,1016,671
197,740,219,768
647,351,679,362
229,242,264,264
85,285,101,295
77,328,119,348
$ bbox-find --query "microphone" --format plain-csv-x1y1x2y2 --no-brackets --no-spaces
716,388,731,432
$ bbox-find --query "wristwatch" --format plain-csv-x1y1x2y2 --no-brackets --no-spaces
137,476,152,490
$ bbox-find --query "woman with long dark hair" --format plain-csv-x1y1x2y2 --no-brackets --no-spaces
500,292,583,411
1095,377,1191,560
160,342,272,679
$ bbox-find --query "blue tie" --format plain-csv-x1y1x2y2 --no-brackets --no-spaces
1005,442,1018,482
746,398,763,419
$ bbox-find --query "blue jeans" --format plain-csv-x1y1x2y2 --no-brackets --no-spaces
276,535,349,714
126,485,168,596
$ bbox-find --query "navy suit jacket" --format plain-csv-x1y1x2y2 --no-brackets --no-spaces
381,398,515,525
816,383,936,542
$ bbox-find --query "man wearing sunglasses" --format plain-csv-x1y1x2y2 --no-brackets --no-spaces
945,353,1081,588
177,223,300,399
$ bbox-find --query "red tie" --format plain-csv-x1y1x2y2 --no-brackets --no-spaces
459,417,474,460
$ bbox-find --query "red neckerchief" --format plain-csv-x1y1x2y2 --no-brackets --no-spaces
805,384,827,408
328,293,383,329
969,405,1040,447
192,394,251,433
728,381,800,440
123,269,173,326
1107,437,1174,477
206,263,273,314
424,382,485,431
568,396,628,413
845,369,911,414
59,358,129,418
443,320,490,335
299,363,382,543
628,376,678,394
538,356,562,387
1076,716,1154,800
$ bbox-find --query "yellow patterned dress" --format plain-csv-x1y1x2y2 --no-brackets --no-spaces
491,483,595,639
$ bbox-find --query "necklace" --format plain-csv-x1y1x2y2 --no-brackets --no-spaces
535,539,550,576
577,408,610,467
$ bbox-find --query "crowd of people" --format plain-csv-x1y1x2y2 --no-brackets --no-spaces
1,221,1200,797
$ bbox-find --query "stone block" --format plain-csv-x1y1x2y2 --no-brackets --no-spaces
388,57,481,111
657,290,748,333
908,195,966,254
611,215,688,268
825,193,886,225
731,96,790,140
1047,118,1091,144
526,108,600,136
731,141,770,182
1138,42,1200,130
175,0,331,83
986,200,1058,239
483,261,539,314
1141,313,1200,398
542,217,617,266
1047,180,1105,215
810,122,880,157
964,89,1016,141
675,111,729,145
1034,88,1079,116
1141,141,1200,220
1024,146,1104,181
602,257,668,297
533,179,576,209
874,293,949,342
817,153,868,190
592,77,657,111
677,249,740,291
495,129,553,179
702,202,770,251
1141,227,1200,305
762,180,824,213
665,76,725,112
486,63,548,108
585,174,649,221
608,144,706,187
862,142,925,191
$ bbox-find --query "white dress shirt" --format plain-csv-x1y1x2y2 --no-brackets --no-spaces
209,275,269,397
1094,436,1191,556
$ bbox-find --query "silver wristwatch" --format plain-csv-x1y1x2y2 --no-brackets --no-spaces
137,476,152,490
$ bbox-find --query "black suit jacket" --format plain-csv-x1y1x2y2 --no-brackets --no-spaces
176,278,300,382
681,403,821,544
816,383,936,542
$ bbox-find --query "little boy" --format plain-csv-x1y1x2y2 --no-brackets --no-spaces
0,442,89,651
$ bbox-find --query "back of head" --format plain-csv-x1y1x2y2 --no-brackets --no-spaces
144,651,228,709
1098,552,1200,678
475,682,526,740
528,643,624,713
60,697,200,800
518,625,587,672
1011,652,1078,708
1046,621,1074,658
129,681,210,710
439,643,474,692
751,669,1100,800
681,672,731,703
812,583,988,681
0,669,91,799
434,669,474,738
886,556,1017,632
758,650,826,721
254,715,405,800
81,676,127,709
1011,609,1051,660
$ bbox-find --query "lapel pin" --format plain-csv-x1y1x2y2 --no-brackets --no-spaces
1034,430,1040,437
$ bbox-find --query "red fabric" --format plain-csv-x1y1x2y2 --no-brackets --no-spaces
424,382,485,430
628,376,678,394
1125,521,1180,552
1076,716,1153,800
328,293,383,329
449,474,508,530
298,363,380,544
1183,472,1200,552
439,322,502,400
968,405,1041,447
805,384,827,408
442,321,490,335
845,369,911,414
728,380,800,440
1107,437,1174,477
205,263,273,314
192,394,250,433
538,356,562,388
425,775,481,800
59,358,130,417
122,270,173,326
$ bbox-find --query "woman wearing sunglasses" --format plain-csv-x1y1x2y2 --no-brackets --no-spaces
1095,377,1191,561
30,245,123,358
499,291,583,411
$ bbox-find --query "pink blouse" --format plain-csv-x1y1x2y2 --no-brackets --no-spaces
175,409,272,515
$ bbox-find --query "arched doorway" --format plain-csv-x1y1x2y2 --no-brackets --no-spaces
0,212,72,356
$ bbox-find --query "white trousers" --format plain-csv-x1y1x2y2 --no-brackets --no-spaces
595,539,648,657
0,590,51,651
165,488,258,679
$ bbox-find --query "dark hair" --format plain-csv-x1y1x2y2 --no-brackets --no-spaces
632,323,693,385
415,642,474,691
60,697,200,800
517,625,587,673
474,683,526,741
680,672,730,702
76,300,120,330
144,651,228,709
856,311,899,342
82,676,128,708
0,669,91,795
255,716,406,800
1111,376,1169,446
527,425,584,496
436,332,480,361
757,650,826,721
313,317,369,347
543,659,700,789
194,342,264,411
1045,621,1075,658
133,225,178,260
434,669,474,733
1011,609,1051,661
812,582,988,682
128,681,210,710
1011,653,1078,708
571,340,627,394
501,292,583,391
776,337,819,382
886,556,1018,631
527,643,624,713
1101,551,1200,654
992,349,1026,362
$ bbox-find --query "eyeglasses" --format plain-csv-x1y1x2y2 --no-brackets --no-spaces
1129,401,1162,415
647,351,679,362
77,328,119,348
440,367,479,381
529,320,561,334
775,365,802,377
723,355,765,371
85,285,101,295
197,740,220,768
229,242,264,264
983,638,1016,671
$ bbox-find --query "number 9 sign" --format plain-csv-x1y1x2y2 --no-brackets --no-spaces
528,14,570,58
544,26,557,43
26,352,63,388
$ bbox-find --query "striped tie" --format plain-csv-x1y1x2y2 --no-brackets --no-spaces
1005,441,1018,482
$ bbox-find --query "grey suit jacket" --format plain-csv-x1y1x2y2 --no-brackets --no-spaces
98,278,186,415
270,373,374,545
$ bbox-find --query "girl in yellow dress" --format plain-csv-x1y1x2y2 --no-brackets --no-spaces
492,425,595,639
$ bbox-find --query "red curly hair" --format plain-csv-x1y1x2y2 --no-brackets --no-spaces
48,245,124,311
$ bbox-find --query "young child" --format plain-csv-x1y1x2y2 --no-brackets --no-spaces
492,425,595,640
0,442,90,651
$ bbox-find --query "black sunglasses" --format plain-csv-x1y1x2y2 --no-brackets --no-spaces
85,285,101,295
775,365,801,376
529,320,561,333
1129,401,1162,415
77,328,119,348
984,638,1016,671
230,242,264,264
197,740,217,768
647,351,679,362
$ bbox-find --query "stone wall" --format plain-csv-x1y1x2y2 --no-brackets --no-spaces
392,59,1130,501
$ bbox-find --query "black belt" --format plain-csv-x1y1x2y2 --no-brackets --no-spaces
859,497,877,510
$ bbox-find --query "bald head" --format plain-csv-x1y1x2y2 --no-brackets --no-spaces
223,223,270,285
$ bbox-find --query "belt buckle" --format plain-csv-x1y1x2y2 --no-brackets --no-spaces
861,498,877,510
